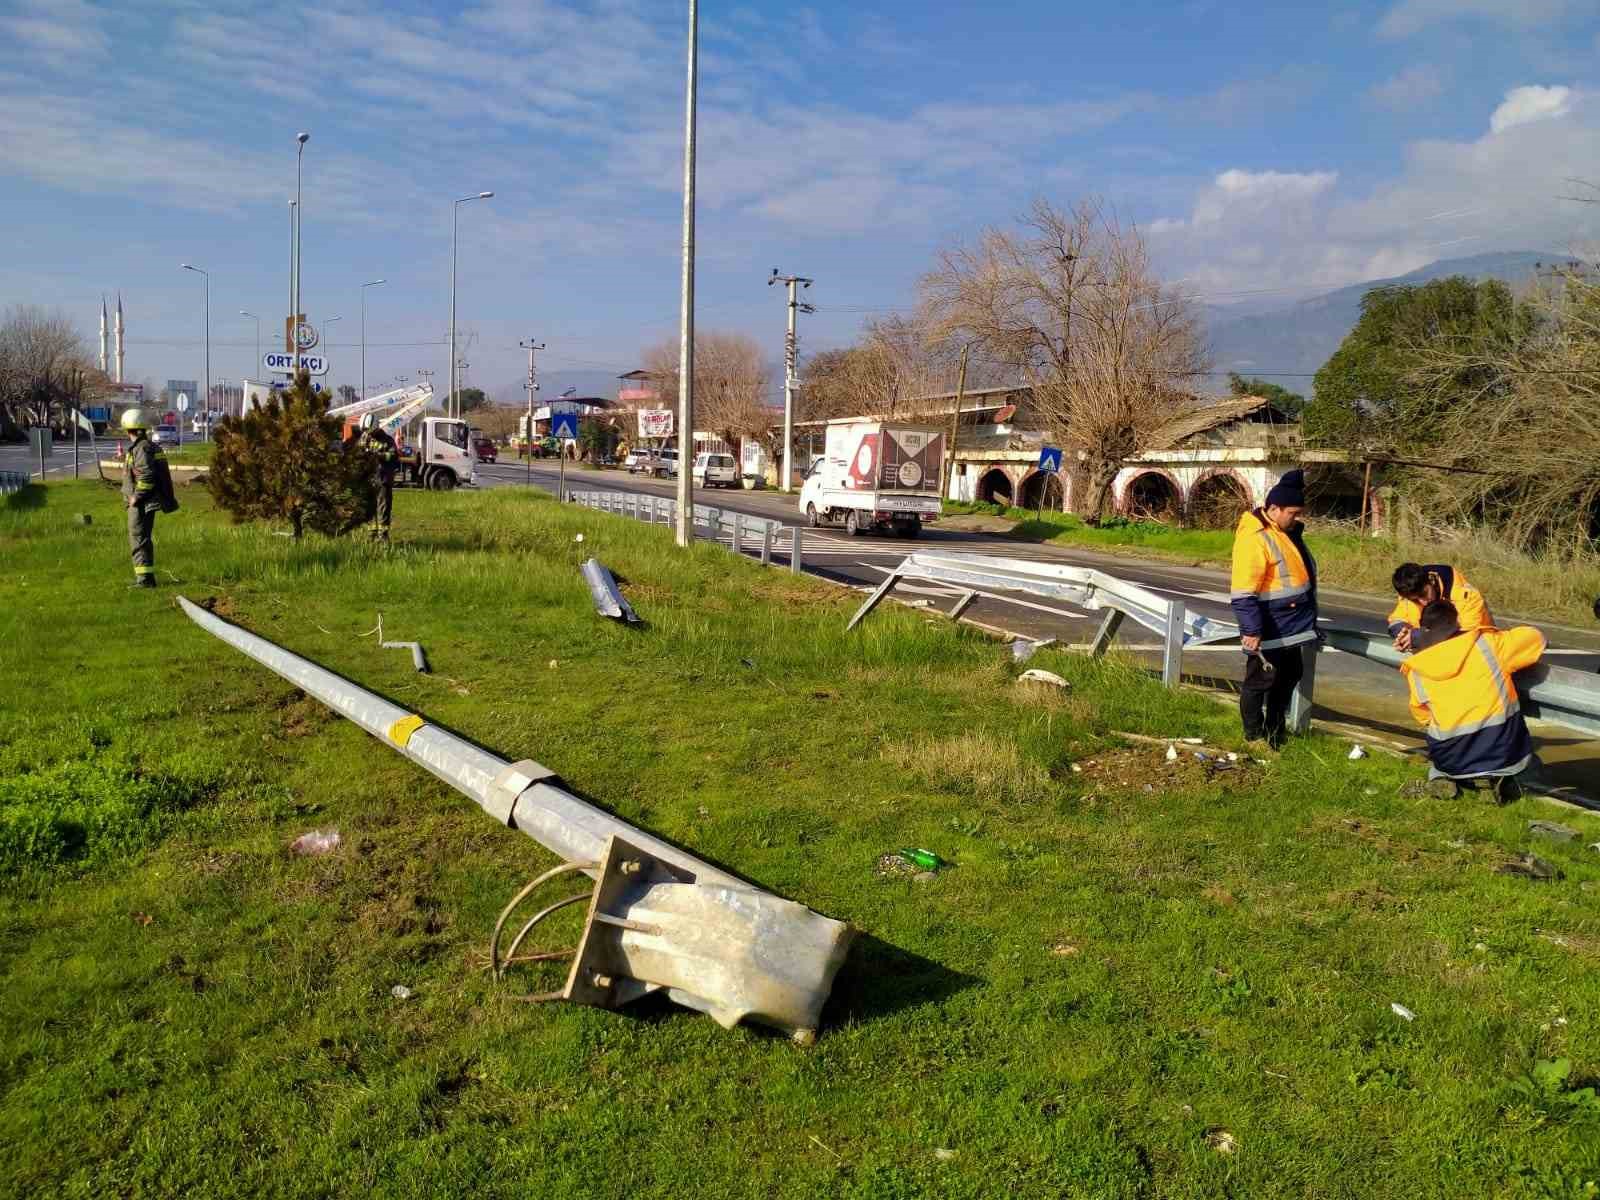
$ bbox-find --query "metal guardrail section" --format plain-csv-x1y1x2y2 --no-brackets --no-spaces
581,557,641,623
177,596,853,1042
1308,626,1600,738
568,489,793,570
0,470,30,495
847,551,1237,687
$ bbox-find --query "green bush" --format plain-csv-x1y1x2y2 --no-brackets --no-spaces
0,753,224,875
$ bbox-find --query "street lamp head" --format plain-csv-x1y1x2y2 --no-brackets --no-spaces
297,132,310,145
364,278,386,287
478,191,494,199
239,310,254,317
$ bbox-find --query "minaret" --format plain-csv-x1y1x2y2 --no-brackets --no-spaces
99,296,108,373
114,292,125,383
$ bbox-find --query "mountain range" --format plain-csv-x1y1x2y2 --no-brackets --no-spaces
1203,250,1559,396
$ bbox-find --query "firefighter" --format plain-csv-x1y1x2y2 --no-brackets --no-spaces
120,409,177,588
1230,468,1318,749
1399,599,1546,802
357,412,399,542
1388,562,1494,652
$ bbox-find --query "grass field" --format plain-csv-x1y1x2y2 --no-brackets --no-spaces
944,501,1600,630
3,479,1599,1198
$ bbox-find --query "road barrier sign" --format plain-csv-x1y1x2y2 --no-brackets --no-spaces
263,351,328,376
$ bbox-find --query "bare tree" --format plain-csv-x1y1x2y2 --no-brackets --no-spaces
798,315,972,422
920,198,1209,521
0,305,92,438
642,331,772,447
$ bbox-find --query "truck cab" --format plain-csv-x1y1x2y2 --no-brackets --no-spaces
406,416,475,490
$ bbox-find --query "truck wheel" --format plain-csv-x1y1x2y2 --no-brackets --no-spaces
806,503,819,528
845,510,861,537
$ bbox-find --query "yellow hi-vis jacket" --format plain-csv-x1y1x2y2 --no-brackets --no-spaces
1399,626,1545,777
1387,564,1493,640
1230,509,1318,648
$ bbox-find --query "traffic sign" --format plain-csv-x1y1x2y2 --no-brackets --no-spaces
1037,445,1063,474
550,411,580,440
175,392,190,413
263,351,329,376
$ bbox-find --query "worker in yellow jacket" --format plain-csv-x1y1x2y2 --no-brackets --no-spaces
1230,468,1318,748
1399,599,1545,802
1388,562,1493,652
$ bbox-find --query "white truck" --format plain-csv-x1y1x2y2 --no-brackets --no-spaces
798,420,946,536
327,384,476,491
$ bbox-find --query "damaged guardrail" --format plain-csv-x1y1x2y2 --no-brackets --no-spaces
568,489,794,571
581,557,641,623
177,595,853,1043
0,470,29,495
847,551,1237,687
1293,626,1600,738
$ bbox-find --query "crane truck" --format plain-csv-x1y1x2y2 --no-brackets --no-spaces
326,384,476,491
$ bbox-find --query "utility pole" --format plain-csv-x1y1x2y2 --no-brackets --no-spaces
944,342,969,502
768,268,814,492
675,0,698,548
294,132,308,346
520,338,544,487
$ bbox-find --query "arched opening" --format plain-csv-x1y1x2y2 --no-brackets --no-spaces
1019,470,1064,511
1123,471,1179,522
978,468,1013,506
1187,472,1251,529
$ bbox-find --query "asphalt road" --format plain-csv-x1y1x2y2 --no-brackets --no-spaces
475,458,1600,796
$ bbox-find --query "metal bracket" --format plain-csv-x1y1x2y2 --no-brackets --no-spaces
484,758,559,826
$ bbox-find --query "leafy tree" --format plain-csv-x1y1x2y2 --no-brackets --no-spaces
208,371,377,539
1303,277,1532,450
456,387,488,415
578,417,617,461
1227,372,1304,416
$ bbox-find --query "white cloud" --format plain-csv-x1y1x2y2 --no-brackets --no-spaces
1368,64,1446,110
0,0,109,65
1378,0,1581,39
1489,85,1574,133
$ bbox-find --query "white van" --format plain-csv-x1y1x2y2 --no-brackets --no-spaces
693,451,738,488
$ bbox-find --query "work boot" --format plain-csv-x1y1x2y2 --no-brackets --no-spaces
1493,775,1523,805
130,576,156,590
1425,778,1459,800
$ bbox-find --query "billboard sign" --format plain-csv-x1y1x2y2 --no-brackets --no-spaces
263,352,328,376
637,408,674,439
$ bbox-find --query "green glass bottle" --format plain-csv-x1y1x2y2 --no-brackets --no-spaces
898,847,946,871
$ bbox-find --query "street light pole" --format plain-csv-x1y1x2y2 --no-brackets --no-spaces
520,338,544,488
182,263,208,440
360,279,386,400
451,191,493,420
240,311,260,372
675,0,698,548
294,133,308,335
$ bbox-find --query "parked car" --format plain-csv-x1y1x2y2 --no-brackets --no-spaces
649,449,680,478
693,451,739,488
473,437,497,463
625,449,651,473
152,426,180,448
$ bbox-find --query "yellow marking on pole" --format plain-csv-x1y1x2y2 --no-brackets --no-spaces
387,714,425,747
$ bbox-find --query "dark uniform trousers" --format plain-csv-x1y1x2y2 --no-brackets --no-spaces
1240,645,1305,744
128,501,158,579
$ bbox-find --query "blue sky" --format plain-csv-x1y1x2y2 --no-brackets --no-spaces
1,0,1596,402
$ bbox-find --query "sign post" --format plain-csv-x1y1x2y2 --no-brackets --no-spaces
176,392,190,446
1036,445,1063,522
550,408,580,502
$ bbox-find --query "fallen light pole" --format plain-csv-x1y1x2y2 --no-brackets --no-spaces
178,596,853,1042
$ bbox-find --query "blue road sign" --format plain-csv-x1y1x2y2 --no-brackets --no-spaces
1038,446,1063,474
550,411,580,440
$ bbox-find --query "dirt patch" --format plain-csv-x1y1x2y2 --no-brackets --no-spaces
1069,746,1263,793
279,689,334,738
198,594,238,619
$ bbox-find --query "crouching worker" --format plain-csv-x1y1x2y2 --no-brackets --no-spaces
1399,599,1546,802
1388,562,1494,652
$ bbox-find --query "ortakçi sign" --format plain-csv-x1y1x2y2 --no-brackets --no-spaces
263,351,328,376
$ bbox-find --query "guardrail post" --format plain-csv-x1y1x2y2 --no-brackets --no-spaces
1288,641,1318,734
731,515,744,555
790,526,803,574
1089,609,1125,657
1161,598,1185,688
761,523,774,566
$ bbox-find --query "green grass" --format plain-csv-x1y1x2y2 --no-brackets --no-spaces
3,478,1600,1198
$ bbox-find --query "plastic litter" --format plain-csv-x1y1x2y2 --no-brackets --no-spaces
1165,745,1179,762
1226,752,1238,762
289,828,341,856
1204,1128,1238,1155
1010,638,1038,662
1348,745,1366,760
1390,1002,1416,1021
574,533,585,542
933,1148,958,1162
390,984,413,1000
1016,668,1069,689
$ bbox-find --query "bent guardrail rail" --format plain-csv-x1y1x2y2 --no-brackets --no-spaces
0,470,30,495
846,551,1238,687
568,489,792,570
581,557,641,623
177,595,853,1042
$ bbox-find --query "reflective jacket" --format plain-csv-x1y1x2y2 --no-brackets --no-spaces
1387,564,1493,640
122,435,177,513
1399,626,1545,777
360,427,400,481
1230,509,1318,648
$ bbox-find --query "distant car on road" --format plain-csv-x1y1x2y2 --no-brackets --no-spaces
693,451,738,488
625,449,651,473
645,449,679,478
152,426,180,448
473,437,497,463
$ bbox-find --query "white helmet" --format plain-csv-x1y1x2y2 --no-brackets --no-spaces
359,412,378,431
120,408,151,431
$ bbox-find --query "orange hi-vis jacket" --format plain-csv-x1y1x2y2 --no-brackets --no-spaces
1229,509,1318,649
1387,564,1493,640
1399,626,1545,777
